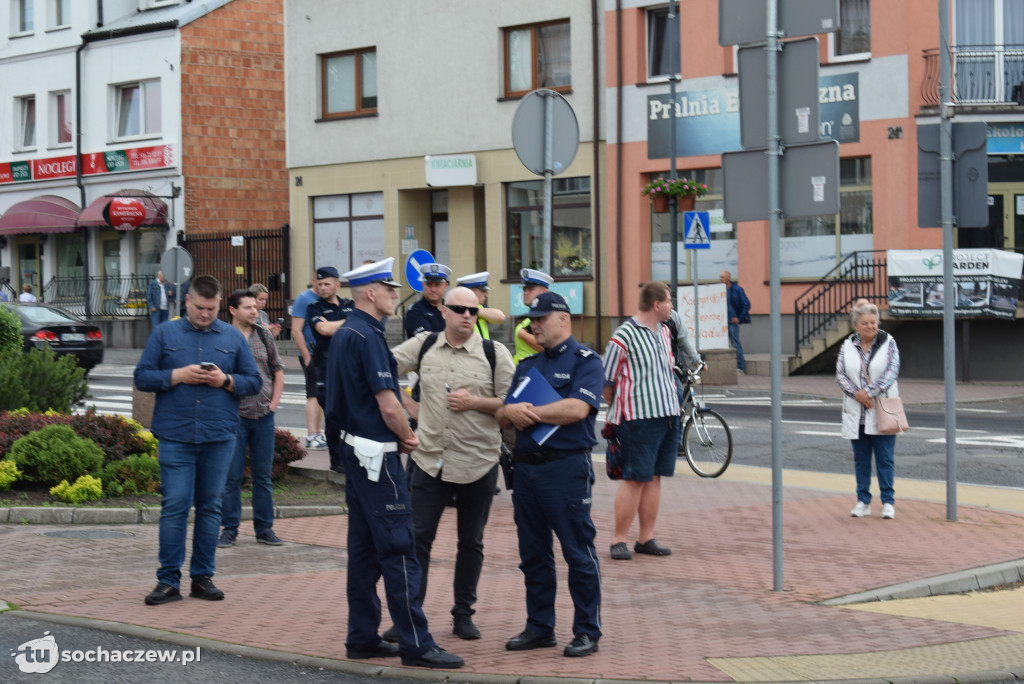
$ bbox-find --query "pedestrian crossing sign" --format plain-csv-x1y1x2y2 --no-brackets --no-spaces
683,212,711,249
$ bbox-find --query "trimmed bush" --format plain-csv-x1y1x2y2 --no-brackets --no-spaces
102,455,160,497
272,428,306,479
0,346,89,413
0,459,21,491
0,305,20,362
68,412,151,463
50,475,104,504
8,424,104,486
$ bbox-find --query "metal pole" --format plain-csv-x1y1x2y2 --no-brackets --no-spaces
767,0,784,591
542,92,554,275
938,0,958,521
669,0,679,306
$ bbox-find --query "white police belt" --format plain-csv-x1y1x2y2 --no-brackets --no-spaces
341,431,397,482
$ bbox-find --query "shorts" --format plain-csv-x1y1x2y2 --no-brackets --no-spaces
300,356,318,399
616,416,680,482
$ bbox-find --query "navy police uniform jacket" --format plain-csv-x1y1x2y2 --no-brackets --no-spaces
404,298,444,339
306,296,354,368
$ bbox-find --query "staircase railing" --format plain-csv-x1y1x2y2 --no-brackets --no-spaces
41,275,151,318
794,250,889,352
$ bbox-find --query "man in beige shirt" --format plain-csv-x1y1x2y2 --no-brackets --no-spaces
387,286,515,642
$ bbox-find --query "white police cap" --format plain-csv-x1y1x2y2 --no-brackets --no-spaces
456,271,490,290
343,257,401,288
520,268,553,287
418,263,452,282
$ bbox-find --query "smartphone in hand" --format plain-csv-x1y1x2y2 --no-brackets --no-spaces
200,362,217,372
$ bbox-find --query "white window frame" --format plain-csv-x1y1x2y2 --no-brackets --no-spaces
17,96,37,151
112,80,162,142
828,0,871,63
138,0,182,9
51,0,71,29
50,90,72,148
14,0,34,34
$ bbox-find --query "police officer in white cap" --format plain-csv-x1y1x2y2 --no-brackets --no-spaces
455,271,506,340
325,257,465,669
404,263,451,338
513,268,553,364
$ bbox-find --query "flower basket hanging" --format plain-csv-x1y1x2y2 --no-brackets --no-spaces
642,176,708,214
641,177,673,213
677,196,695,212
652,194,670,213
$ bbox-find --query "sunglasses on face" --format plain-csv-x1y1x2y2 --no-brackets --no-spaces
446,304,479,316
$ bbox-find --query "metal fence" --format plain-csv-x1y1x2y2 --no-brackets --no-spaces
41,275,151,318
922,44,1024,106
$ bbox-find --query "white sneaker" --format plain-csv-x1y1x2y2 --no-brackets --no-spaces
882,503,895,519
850,501,871,517
305,434,325,450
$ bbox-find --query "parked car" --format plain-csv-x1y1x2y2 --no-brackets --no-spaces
1,301,104,371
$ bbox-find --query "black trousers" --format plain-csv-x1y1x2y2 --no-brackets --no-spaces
407,459,498,617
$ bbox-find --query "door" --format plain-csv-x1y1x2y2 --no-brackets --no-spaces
100,231,122,314
963,183,1024,252
15,237,41,300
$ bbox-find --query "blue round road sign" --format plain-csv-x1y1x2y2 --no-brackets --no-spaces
405,250,435,293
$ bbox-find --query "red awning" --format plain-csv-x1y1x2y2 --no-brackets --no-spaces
0,195,82,235
77,189,169,230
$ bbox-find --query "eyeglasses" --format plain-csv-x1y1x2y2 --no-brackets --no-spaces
446,304,479,316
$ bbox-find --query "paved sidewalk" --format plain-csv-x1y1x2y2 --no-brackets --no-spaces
4,348,1022,682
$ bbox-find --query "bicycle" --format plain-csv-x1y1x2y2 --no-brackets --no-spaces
674,361,733,478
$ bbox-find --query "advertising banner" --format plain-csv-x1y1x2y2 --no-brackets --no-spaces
887,249,1023,320
0,145,175,184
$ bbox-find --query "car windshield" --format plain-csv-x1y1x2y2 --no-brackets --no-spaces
15,305,79,324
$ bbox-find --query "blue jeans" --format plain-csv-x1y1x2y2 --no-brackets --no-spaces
851,424,896,505
151,309,169,329
728,322,745,371
221,412,276,536
156,438,235,587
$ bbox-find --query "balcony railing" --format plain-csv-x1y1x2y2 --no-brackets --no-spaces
41,275,151,318
923,45,1024,106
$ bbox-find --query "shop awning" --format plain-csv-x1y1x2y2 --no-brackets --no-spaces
0,195,82,236
77,189,169,230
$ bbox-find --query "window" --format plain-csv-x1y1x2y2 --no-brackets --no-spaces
139,0,182,9
115,80,161,139
17,0,34,32
506,177,592,278
781,158,872,278
18,96,36,150
647,7,677,80
321,48,377,118
650,169,735,282
830,0,870,60
953,0,1024,103
504,20,571,98
52,0,71,27
51,91,72,146
313,192,386,273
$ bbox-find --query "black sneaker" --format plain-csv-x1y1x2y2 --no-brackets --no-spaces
563,633,599,657
400,646,464,669
256,530,284,546
189,575,224,601
452,614,481,640
144,582,181,606
217,529,237,548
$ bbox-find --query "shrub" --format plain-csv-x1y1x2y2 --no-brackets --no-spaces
8,424,104,486
0,305,20,362
0,459,21,491
0,410,67,458
0,346,89,413
50,475,104,504
102,455,160,497
272,428,306,479
68,412,151,463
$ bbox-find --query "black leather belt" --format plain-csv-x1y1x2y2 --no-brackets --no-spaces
514,449,589,465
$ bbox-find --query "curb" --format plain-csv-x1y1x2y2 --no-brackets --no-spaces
0,504,344,524
822,559,1024,605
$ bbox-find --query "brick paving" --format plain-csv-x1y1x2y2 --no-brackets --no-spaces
4,470,1023,682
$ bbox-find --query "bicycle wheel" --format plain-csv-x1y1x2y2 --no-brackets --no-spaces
682,409,732,478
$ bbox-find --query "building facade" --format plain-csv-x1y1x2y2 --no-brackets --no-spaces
605,0,1024,378
0,0,287,345
285,0,605,343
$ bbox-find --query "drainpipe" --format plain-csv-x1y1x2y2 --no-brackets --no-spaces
614,0,624,318
591,0,603,348
76,40,91,317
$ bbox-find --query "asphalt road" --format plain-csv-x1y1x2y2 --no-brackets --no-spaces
1,613,424,684
81,368,1024,488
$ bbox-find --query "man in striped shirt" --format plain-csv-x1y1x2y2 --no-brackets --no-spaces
602,282,681,561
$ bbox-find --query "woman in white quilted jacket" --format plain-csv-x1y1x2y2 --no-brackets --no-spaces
835,301,901,520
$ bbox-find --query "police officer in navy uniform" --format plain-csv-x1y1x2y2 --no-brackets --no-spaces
403,263,450,338
496,291,603,658
325,258,464,670
306,266,354,473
